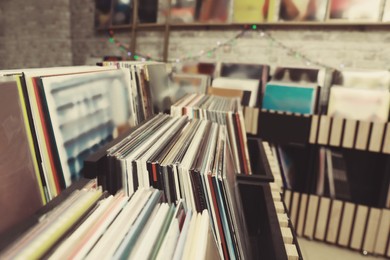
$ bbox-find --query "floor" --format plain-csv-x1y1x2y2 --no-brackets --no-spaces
298,238,386,260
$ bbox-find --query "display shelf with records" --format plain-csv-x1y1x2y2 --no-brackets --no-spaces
82,113,303,260
254,67,390,257
97,0,390,28
0,62,181,236
258,111,390,154
0,177,303,259
0,64,170,203
95,0,390,62
0,62,302,259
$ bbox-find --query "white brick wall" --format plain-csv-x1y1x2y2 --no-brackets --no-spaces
161,29,390,70
0,0,73,69
1,0,390,71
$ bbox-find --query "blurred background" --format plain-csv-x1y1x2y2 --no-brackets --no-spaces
1,0,390,70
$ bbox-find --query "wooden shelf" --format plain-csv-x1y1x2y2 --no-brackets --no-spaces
169,21,390,30
95,0,390,62
96,21,390,32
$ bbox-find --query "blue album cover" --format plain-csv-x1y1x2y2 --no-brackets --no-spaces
262,83,317,114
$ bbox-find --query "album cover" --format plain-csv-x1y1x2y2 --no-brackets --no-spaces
262,82,318,114
212,78,260,107
181,62,217,76
95,0,113,28
199,0,230,22
146,63,173,113
40,70,132,185
327,86,390,122
233,0,272,22
159,0,197,23
328,0,382,21
331,69,390,90
112,0,133,25
233,0,282,22
273,67,321,84
279,0,328,21
382,0,390,21
219,63,266,80
326,150,351,200
0,78,45,235
170,73,210,97
138,0,158,23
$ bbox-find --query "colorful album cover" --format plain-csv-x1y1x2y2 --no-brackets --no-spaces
328,0,382,21
199,0,230,22
158,0,198,23
262,82,317,114
233,0,281,22
279,0,328,21
0,78,45,234
327,86,390,122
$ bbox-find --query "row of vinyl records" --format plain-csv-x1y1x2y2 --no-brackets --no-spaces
173,62,390,126
119,61,390,130
0,61,255,238
83,111,252,259
0,176,302,260
95,0,390,28
0,62,177,236
0,184,219,259
0,117,301,259
84,109,250,195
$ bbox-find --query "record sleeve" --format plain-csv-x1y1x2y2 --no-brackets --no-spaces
328,0,382,21
0,78,45,235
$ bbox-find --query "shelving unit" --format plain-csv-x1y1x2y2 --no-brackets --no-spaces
256,108,390,256
96,0,390,62
82,122,303,260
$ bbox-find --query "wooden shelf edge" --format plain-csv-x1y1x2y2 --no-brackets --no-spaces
96,21,390,32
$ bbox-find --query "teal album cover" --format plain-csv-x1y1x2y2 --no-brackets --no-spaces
262,83,317,114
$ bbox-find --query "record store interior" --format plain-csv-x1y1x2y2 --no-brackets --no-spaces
1,0,390,259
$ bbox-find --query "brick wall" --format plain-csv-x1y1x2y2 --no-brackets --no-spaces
0,0,73,69
155,28,390,71
1,1,390,71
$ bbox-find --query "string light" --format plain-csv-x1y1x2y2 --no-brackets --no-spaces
106,26,338,70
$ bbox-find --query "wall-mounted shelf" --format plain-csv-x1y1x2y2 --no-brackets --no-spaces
97,21,390,32
94,0,390,62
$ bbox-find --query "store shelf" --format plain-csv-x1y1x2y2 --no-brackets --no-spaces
96,21,390,32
